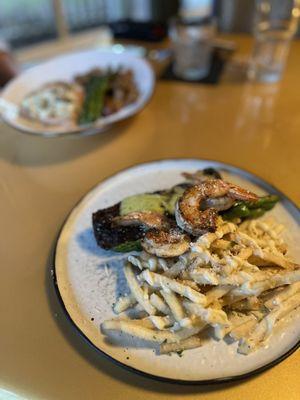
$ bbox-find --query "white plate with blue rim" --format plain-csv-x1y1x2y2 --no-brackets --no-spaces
53,159,300,384
0,49,154,137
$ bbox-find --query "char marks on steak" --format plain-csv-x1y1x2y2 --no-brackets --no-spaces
92,203,144,249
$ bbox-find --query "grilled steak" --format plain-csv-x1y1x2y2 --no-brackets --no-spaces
92,203,144,249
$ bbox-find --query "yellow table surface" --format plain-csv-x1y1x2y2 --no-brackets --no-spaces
1,34,299,400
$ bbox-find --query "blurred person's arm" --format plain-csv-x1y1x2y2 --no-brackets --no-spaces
0,40,18,87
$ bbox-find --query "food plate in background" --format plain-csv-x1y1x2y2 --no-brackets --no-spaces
53,159,300,383
0,49,154,137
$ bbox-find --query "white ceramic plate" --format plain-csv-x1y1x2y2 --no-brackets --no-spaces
0,50,154,137
54,159,300,383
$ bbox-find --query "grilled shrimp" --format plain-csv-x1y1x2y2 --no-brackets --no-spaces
201,196,235,211
175,180,258,235
141,228,190,258
113,211,170,230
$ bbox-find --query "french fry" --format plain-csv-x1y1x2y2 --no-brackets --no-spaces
233,232,296,269
205,285,232,305
238,293,300,354
140,270,207,305
102,319,206,344
178,279,199,291
128,255,146,270
191,222,236,252
229,315,258,341
160,290,185,322
101,213,300,356
157,258,169,272
149,293,170,315
164,258,188,278
130,252,162,272
177,317,197,328
189,268,220,285
229,296,262,312
237,247,253,260
102,319,174,343
172,321,207,341
225,268,300,301
265,282,300,309
134,317,157,329
160,336,202,354
216,311,266,341
189,251,223,270
183,300,230,327
214,312,250,340
253,250,297,270
232,231,262,253
190,268,259,286
128,254,160,271
113,294,137,314
148,315,174,330
124,262,156,315
211,239,232,251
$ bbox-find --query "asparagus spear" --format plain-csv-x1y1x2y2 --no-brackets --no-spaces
112,240,142,253
78,75,109,124
246,195,279,210
222,195,279,221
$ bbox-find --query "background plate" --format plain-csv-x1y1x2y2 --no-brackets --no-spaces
54,159,300,383
0,49,154,137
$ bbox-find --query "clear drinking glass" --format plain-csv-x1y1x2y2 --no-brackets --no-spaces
169,17,216,81
248,0,300,83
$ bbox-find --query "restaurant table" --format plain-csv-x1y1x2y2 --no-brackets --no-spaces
1,32,299,400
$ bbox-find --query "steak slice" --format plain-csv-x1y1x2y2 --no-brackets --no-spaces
92,203,144,249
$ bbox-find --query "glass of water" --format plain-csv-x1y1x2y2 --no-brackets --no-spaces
169,17,216,81
248,0,300,82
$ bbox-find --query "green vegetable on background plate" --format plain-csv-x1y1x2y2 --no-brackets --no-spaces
78,75,109,125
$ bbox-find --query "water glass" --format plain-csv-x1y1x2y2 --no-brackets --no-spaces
169,17,216,81
248,0,300,82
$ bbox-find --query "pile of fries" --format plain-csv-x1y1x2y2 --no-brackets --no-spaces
101,217,300,355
